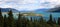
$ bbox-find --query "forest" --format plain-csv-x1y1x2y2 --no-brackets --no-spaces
0,8,60,27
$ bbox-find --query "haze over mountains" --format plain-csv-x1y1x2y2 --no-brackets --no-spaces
1,8,19,12
1,7,60,13
1,8,48,12
48,6,60,12
35,8,48,12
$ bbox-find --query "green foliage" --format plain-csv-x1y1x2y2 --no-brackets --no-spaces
58,17,60,25
0,9,58,27
47,14,53,24
39,16,47,27
53,18,56,24
7,9,15,27
17,12,23,27
0,8,4,27
30,17,32,21
4,15,7,27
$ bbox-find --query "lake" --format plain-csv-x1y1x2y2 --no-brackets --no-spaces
34,11,60,21
2,11,60,21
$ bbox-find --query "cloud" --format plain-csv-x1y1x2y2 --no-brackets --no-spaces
0,0,60,11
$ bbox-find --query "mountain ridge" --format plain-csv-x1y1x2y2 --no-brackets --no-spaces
1,8,19,13
48,7,60,12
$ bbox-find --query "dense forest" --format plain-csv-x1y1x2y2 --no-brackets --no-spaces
0,8,60,27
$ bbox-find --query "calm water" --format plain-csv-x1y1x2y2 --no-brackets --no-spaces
2,11,60,21
34,11,60,21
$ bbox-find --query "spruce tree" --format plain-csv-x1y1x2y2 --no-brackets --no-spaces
0,8,4,27
47,14,54,27
58,17,60,25
22,16,27,27
4,15,7,27
33,18,38,27
26,18,30,27
7,9,14,27
39,16,46,27
53,18,56,24
17,12,22,27
30,17,32,22
27,17,33,27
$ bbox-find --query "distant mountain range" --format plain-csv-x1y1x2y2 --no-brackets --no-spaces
1,8,19,12
35,8,49,12
48,6,60,12
1,8,49,13
20,9,48,13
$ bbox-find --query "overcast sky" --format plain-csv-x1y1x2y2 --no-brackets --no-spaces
0,0,60,11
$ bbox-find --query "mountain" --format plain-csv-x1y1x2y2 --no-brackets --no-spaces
1,8,49,13
1,8,19,12
48,6,60,12
35,8,48,12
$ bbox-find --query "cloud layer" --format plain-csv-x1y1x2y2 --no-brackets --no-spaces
0,0,60,11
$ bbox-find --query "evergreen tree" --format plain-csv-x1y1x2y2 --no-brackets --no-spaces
22,16,27,27
28,20,33,27
53,18,56,24
26,17,33,27
26,18,30,27
30,17,32,22
47,14,54,27
39,16,44,24
33,18,38,27
50,14,52,21
4,15,7,27
17,12,22,27
0,8,4,27
7,9,14,27
39,16,46,27
58,17,60,25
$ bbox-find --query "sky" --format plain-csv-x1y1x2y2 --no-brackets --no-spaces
0,0,60,11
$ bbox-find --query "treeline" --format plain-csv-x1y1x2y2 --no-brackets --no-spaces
0,8,60,27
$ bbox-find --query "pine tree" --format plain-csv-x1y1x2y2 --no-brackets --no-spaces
7,9,14,27
39,16,44,24
22,16,27,27
30,17,32,22
47,14,54,27
17,12,22,27
26,17,33,27
33,18,38,27
53,18,56,24
0,8,4,27
39,16,46,27
26,18,30,27
58,17,60,25
4,15,7,27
